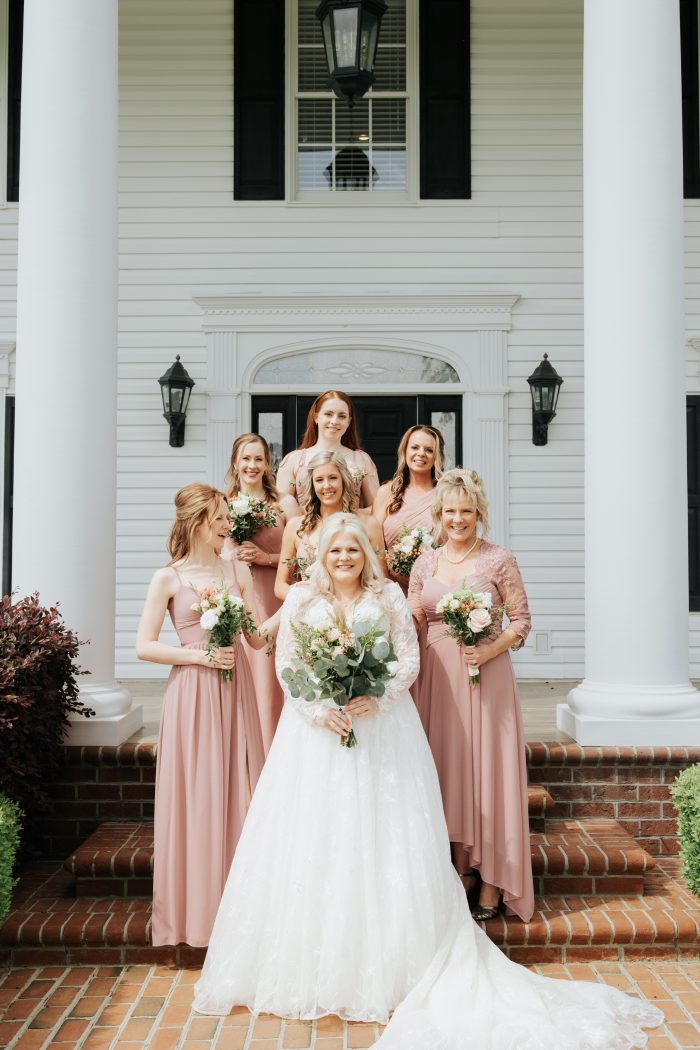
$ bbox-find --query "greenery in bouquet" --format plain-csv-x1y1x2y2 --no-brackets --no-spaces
281,613,398,748
227,494,278,543
435,587,498,685
190,583,255,682
284,554,311,582
387,524,434,578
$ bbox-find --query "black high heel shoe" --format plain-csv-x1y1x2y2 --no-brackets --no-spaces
471,902,499,921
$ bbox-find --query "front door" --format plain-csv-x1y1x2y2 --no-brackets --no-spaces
252,394,462,483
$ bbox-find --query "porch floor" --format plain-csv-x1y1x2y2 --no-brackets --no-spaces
121,678,579,745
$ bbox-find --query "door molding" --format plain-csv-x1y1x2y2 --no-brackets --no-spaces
195,292,520,544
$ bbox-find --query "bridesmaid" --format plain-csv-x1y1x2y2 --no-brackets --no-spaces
276,390,379,509
407,469,534,923
223,433,299,752
136,483,268,947
373,424,445,593
275,450,386,600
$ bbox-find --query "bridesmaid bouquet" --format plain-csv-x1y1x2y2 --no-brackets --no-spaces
227,495,278,543
284,554,311,582
281,614,398,748
387,524,434,578
190,583,254,682
435,588,496,685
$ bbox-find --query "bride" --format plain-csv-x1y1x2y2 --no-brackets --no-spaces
193,513,662,1049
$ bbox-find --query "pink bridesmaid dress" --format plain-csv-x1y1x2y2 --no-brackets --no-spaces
408,542,534,922
382,487,435,716
152,573,266,947
223,514,285,753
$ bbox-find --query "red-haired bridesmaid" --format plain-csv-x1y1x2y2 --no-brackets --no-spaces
276,390,379,509
136,484,268,947
223,434,299,752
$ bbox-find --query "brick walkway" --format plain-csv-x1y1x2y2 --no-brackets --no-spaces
3,961,700,1049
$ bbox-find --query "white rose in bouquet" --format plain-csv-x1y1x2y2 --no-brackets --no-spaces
200,608,220,631
230,495,252,515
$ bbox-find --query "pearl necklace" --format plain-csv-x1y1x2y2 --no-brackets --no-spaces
441,536,480,564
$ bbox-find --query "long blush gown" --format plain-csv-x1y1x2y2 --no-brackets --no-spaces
408,542,534,922
382,486,435,716
193,583,662,1048
152,574,265,947
223,512,285,753
278,447,379,509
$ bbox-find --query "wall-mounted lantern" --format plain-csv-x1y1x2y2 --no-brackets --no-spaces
316,0,388,106
527,353,563,446
158,356,194,448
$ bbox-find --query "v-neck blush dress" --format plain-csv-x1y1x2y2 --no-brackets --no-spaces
408,542,534,922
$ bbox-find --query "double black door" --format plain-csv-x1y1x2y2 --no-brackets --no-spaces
252,394,461,484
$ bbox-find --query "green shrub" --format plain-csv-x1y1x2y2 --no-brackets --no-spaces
0,794,22,925
670,763,700,896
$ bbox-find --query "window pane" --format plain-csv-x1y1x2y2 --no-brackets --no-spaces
298,147,334,191
299,99,332,144
298,46,330,91
335,100,369,144
432,411,457,468
257,413,285,474
371,147,406,190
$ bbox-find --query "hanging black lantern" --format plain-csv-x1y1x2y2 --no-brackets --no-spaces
527,354,563,446
315,0,388,106
158,356,195,448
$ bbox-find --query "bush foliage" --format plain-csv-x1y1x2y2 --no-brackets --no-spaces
0,794,22,925
670,763,700,897
0,593,92,825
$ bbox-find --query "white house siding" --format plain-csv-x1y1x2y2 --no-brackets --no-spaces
1,0,699,678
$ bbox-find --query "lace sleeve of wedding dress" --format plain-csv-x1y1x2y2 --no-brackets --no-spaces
274,587,329,726
375,582,420,711
407,548,435,631
496,549,532,651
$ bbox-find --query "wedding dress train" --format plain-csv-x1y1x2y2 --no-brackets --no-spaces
193,582,662,1049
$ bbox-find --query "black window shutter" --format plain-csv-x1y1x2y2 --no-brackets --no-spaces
7,0,23,203
234,0,285,200
688,396,700,610
681,0,700,199
420,0,470,200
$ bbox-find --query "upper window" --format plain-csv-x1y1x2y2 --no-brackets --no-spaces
293,0,414,199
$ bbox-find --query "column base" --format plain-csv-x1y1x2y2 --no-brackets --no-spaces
557,702,700,746
66,680,143,746
65,704,143,747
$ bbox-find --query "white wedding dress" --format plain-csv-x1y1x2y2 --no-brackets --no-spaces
193,582,663,1049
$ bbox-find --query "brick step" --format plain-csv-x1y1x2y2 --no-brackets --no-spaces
66,811,647,906
1,859,695,967
527,785,555,832
64,823,153,897
530,819,655,896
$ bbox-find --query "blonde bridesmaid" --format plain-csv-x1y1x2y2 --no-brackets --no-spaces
276,390,379,510
408,469,534,923
373,424,445,593
275,450,386,600
136,484,269,947
223,434,299,752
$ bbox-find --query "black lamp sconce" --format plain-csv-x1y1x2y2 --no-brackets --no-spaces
527,354,563,446
315,0,388,106
158,356,195,448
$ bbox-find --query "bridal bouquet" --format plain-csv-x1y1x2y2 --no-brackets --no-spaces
227,494,278,543
387,524,434,578
190,583,254,682
435,588,496,685
281,613,398,748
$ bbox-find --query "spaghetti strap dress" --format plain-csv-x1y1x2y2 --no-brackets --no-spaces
152,574,266,947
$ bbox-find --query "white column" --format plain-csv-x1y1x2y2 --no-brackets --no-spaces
558,0,700,744
13,0,141,745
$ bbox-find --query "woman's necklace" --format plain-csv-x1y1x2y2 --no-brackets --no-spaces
441,536,480,564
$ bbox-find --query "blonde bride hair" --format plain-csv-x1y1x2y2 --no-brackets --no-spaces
304,512,385,606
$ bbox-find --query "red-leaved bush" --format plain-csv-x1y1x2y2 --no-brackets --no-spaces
0,593,94,823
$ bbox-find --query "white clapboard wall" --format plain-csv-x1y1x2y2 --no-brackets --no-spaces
1,0,700,678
